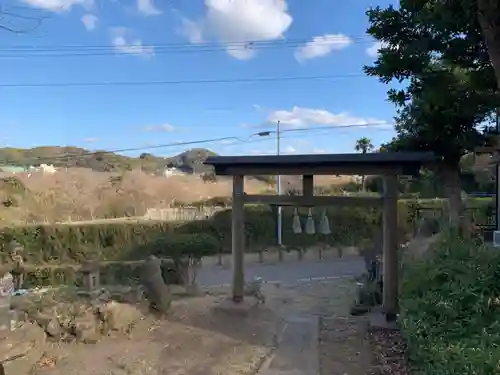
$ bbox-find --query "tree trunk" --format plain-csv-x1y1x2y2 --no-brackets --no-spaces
440,164,463,229
477,0,500,88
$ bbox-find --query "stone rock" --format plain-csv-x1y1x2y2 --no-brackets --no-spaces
405,233,441,261
0,273,14,297
97,301,143,333
72,312,99,344
32,313,62,339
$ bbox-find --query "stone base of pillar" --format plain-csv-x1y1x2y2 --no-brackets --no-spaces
367,310,399,332
211,296,258,317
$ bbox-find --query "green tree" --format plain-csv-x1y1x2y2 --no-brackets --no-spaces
476,0,500,87
354,137,374,154
354,137,374,191
365,3,498,227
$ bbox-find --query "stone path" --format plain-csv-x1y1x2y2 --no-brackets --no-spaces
258,314,319,375
256,278,371,375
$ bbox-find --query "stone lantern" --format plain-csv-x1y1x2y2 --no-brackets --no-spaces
80,261,100,295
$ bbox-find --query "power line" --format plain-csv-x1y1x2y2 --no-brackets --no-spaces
0,122,393,165
0,73,367,88
0,35,375,55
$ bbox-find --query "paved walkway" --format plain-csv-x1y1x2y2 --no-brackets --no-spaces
198,257,365,287
258,313,319,375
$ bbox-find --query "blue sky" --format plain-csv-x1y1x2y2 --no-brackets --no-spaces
0,0,398,157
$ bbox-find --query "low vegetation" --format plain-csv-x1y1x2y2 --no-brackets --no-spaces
0,146,216,174
400,233,500,374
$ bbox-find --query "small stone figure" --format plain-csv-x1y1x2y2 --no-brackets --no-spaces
0,267,13,337
8,241,24,291
244,276,265,304
81,261,101,294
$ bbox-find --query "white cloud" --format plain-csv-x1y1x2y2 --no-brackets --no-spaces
313,148,327,154
22,0,92,11
111,28,154,58
294,34,352,62
284,145,297,154
81,14,98,31
145,124,176,132
83,137,97,143
181,0,292,60
218,139,237,145
366,41,388,57
180,18,204,43
137,0,161,16
250,149,274,155
267,106,387,128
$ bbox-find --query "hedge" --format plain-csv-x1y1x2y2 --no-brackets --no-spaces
0,198,493,266
400,233,500,374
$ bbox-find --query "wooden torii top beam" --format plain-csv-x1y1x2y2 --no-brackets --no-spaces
205,152,440,177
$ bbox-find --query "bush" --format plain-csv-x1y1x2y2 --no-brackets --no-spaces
0,198,492,267
138,233,220,261
400,233,500,374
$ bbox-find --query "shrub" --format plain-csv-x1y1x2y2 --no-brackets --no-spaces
400,233,500,374
0,198,492,267
139,233,220,261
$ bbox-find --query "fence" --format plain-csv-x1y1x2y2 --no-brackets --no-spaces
143,206,226,221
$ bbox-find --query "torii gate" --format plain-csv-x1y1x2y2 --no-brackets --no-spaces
205,152,439,322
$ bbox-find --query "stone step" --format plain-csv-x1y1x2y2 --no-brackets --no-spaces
258,314,319,375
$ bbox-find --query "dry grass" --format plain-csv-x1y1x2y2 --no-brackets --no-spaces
0,168,357,225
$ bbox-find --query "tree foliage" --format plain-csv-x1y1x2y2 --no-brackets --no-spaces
354,137,374,154
364,1,500,225
365,2,498,166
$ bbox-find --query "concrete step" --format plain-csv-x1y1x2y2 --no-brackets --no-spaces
258,314,319,375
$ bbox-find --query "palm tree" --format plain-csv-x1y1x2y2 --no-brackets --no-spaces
354,137,374,191
355,137,374,154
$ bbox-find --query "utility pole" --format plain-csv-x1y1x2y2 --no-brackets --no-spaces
277,120,283,247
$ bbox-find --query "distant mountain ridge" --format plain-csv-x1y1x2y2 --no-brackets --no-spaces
0,146,217,174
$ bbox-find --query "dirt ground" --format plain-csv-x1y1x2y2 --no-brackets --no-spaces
3,278,371,375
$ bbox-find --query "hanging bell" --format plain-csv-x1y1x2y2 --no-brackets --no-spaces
318,208,331,235
305,208,315,235
292,207,302,234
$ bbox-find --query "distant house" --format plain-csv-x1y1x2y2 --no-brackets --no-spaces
163,166,185,178
29,164,57,174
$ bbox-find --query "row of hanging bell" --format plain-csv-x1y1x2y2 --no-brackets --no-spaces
292,208,331,235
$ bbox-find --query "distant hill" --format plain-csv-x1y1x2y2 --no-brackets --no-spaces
0,146,217,174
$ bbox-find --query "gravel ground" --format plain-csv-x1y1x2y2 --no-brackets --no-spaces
368,328,410,375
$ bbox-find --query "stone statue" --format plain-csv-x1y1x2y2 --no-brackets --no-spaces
8,241,24,290
141,256,171,314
